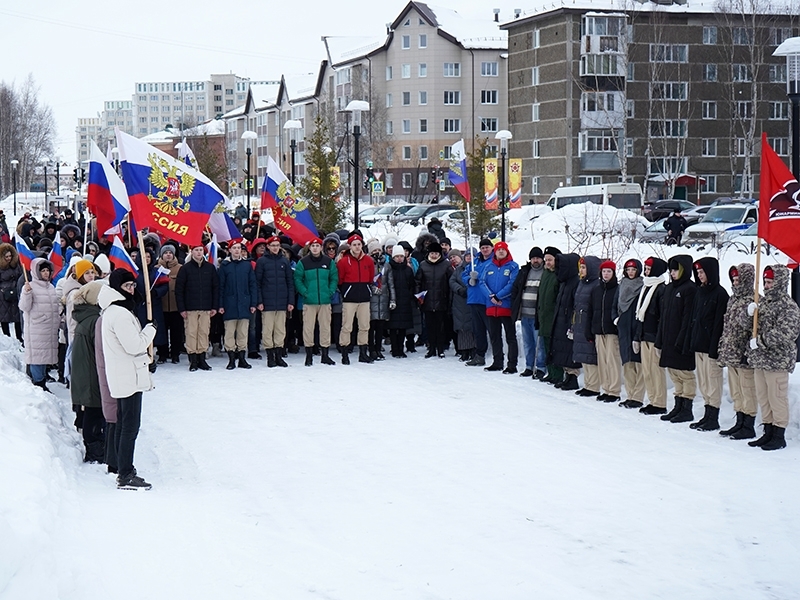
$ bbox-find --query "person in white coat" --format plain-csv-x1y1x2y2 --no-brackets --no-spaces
100,268,156,490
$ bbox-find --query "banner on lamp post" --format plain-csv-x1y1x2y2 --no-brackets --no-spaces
484,158,498,210
508,158,522,209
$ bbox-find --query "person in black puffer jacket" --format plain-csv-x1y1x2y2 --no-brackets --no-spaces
614,258,645,408
386,244,416,357
416,242,453,358
175,244,220,371
572,256,601,397
686,257,729,431
656,254,698,423
550,252,581,389
588,260,621,402
634,257,669,414
255,235,295,367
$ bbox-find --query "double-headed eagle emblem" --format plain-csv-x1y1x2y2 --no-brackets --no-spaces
274,180,310,219
147,153,194,215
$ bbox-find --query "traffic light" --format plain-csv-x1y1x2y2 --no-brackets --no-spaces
363,175,370,190
366,167,375,184
73,168,79,182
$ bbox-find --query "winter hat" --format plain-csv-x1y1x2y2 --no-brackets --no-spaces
74,259,95,281
479,237,493,248
624,259,639,270
441,237,452,246
399,240,413,253
493,241,509,253
347,233,363,245
68,254,83,271
427,242,443,254
266,235,281,245
529,246,544,259
392,244,406,257
75,281,104,306
599,260,616,272
728,265,739,281
644,257,655,267
543,246,562,258
382,235,399,248
160,244,176,257
109,268,136,293
338,242,350,254
307,237,323,246
764,266,775,280
448,249,462,258
578,256,586,266
93,254,111,276
249,238,268,253
367,240,382,255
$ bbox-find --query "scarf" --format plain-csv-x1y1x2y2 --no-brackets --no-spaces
635,275,665,322
617,275,643,315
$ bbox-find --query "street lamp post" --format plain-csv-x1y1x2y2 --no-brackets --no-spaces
345,100,370,229
241,130,257,215
10,160,19,216
112,147,120,174
283,120,302,185
56,162,61,195
495,130,513,242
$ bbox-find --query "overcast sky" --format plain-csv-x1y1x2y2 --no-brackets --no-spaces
0,0,524,164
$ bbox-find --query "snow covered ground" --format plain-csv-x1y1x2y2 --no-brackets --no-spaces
3,194,800,598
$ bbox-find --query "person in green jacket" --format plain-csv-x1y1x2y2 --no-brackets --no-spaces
536,246,561,383
294,237,339,366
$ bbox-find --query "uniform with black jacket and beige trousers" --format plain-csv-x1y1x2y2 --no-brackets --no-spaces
587,260,621,402
633,257,669,414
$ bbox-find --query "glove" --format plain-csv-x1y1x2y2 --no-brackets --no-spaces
146,320,157,332
566,328,573,340
389,301,396,310
747,302,758,316
749,337,758,350
632,341,641,354
468,271,478,286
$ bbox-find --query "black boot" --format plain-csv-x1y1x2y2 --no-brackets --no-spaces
670,397,693,423
661,396,684,421
696,406,720,431
189,354,198,372
197,353,212,371
226,351,237,370
761,426,787,451
560,373,579,390
358,345,374,363
690,404,712,429
33,379,50,393
341,347,350,365
266,348,277,368
305,347,314,366
748,423,774,447
275,350,288,367
720,412,744,437
321,347,336,365
466,354,485,367
729,414,756,440
237,351,252,369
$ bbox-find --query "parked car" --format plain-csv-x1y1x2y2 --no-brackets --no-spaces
680,204,712,226
637,217,671,244
719,221,758,248
391,203,457,226
422,207,460,222
643,199,696,222
360,204,402,224
683,202,759,246
352,205,382,223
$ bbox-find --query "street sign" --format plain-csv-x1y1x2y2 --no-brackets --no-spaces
439,181,445,191
372,181,385,196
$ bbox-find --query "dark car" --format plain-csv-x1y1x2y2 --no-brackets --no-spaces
391,203,456,226
642,199,696,222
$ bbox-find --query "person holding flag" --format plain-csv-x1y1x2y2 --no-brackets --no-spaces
19,258,60,391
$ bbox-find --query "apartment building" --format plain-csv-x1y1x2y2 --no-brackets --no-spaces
501,0,796,203
75,117,102,165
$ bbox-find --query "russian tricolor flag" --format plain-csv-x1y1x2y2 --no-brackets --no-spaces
207,206,242,243
109,236,139,275
206,234,219,267
261,156,318,245
14,236,36,271
48,231,65,282
88,140,130,237
151,265,171,288
448,139,471,203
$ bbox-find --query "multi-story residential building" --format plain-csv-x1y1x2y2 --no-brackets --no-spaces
502,0,797,203
97,100,135,150
75,117,102,165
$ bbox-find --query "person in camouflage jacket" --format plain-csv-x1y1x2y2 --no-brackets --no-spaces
745,264,800,451
716,263,758,440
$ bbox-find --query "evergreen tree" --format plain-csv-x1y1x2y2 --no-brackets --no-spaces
192,134,227,194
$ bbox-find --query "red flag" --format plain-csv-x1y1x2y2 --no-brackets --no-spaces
759,132,800,262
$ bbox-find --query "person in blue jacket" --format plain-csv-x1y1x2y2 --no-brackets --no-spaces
462,238,494,366
218,240,258,370
255,235,295,367
480,241,520,373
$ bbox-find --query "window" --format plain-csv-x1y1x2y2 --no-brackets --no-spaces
703,64,717,82
402,119,411,134
581,54,622,75
650,120,687,137
162,116,170,122
481,61,499,76
702,138,717,157
386,147,394,161
402,35,410,49
481,90,498,104
770,138,789,156
139,117,147,123
531,66,540,85
214,84,222,90
402,173,412,188
150,95,158,101
402,64,411,78
771,27,792,46
737,101,753,119
419,119,428,133
649,44,688,63
386,66,393,80
420,146,428,160
443,91,461,105
651,82,687,101
444,63,461,77
419,34,427,48
225,89,233,95
139,106,147,113
532,103,540,121
580,129,618,152
627,62,635,81
226,99,234,106
650,157,687,173
734,174,754,193
138,95,146,101
444,119,461,133
626,100,635,118
626,138,634,157
419,91,427,105
386,173,393,188
532,176,540,194
703,26,717,44
163,105,171,112
769,101,789,120
578,175,603,185
770,65,787,83
402,92,410,105
403,146,411,160
162,94,170,101
386,93,393,108
732,64,752,82
732,27,753,45
419,63,427,77
419,172,428,187
702,101,717,119
700,175,717,193
214,95,222,102
582,15,624,35
386,121,393,135
582,92,615,112
443,146,453,159
533,139,540,158
735,138,747,156
533,29,541,48
480,118,498,132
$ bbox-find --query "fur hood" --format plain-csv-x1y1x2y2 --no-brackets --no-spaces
0,243,18,269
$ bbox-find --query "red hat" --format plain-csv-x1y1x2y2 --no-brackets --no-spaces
347,234,363,245
600,260,616,271
644,257,655,267
764,266,775,280
493,241,509,252
307,237,323,246
248,237,268,252
578,257,586,265
729,266,739,279
265,235,281,245
624,259,638,270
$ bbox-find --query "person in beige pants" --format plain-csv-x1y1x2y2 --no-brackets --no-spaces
634,257,669,415
614,259,645,409
588,260,622,402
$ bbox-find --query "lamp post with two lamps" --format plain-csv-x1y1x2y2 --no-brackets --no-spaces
10,159,19,216
283,120,302,185
241,130,258,215
345,100,370,228
494,130,513,242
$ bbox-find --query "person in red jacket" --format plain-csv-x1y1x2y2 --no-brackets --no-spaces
337,234,376,364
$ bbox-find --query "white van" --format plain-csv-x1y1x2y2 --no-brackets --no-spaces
546,183,644,213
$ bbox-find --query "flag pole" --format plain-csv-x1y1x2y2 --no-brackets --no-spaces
137,230,154,360
752,236,762,340
466,199,476,275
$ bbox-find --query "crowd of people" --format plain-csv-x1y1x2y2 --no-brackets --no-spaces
1,208,797,490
